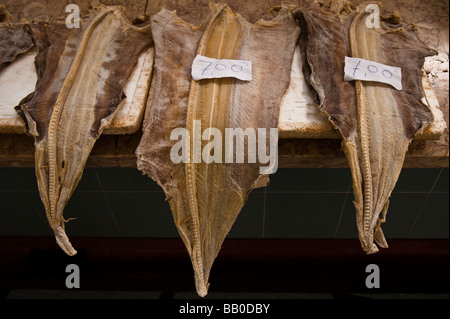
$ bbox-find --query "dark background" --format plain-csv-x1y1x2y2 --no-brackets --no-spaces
0,167,448,299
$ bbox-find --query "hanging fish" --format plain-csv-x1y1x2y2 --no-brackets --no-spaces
16,6,153,256
296,1,437,254
136,3,299,296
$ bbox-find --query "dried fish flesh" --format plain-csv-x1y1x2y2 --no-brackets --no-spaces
0,5,33,70
136,3,299,296
297,2,437,254
16,6,152,256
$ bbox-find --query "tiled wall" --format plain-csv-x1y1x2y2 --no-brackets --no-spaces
0,167,448,239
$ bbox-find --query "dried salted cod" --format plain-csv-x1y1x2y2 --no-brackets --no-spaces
16,6,153,256
296,2,437,254
136,4,299,296
0,5,34,70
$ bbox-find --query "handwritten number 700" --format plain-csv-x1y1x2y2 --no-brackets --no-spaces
199,60,213,76
199,60,245,76
353,61,393,79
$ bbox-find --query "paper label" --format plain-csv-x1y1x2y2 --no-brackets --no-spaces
344,57,402,90
192,55,252,81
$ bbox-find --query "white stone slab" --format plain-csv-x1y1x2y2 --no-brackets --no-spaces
0,46,154,135
0,47,38,134
0,44,445,140
278,45,446,140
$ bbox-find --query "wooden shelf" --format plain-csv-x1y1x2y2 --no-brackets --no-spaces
1,132,448,168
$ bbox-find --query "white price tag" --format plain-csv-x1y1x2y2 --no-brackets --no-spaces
192,55,252,81
344,57,402,90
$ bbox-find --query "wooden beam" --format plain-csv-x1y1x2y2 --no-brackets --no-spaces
1,133,448,168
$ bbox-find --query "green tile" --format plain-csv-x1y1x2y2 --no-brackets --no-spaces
335,192,448,240
0,191,50,236
12,167,103,192
106,192,178,238
433,168,449,192
228,192,264,238
411,193,449,238
73,168,103,191
334,194,358,239
26,191,49,223
0,168,23,191
264,193,345,238
106,191,264,239
266,168,351,192
13,168,38,192
96,168,162,192
394,168,441,192
381,193,428,238
63,192,120,237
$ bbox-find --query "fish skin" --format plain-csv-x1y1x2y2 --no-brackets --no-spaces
0,4,34,69
16,6,153,255
297,2,436,254
137,4,299,296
